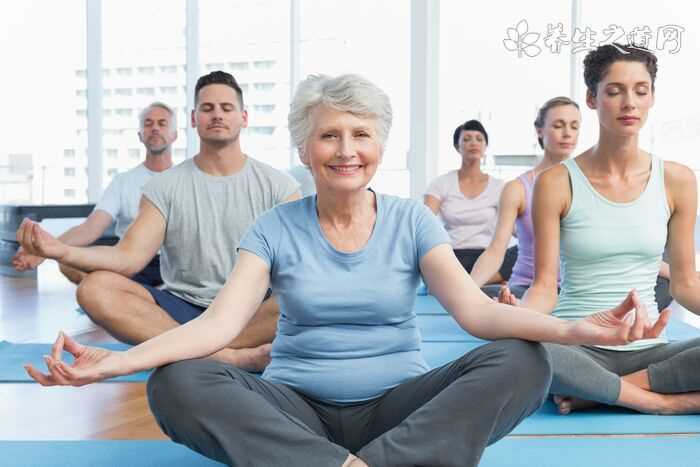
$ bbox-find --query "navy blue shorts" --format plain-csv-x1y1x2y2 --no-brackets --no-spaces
132,255,164,287
142,285,207,324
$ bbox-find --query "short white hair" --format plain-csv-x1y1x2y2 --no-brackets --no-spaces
288,74,393,155
138,101,177,133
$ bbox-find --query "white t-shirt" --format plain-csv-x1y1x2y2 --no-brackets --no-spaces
425,170,504,249
94,163,159,238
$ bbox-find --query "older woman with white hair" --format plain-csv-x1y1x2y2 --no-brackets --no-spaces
25,74,665,467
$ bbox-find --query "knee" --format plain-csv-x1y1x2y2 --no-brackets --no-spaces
76,271,119,318
484,339,552,396
147,359,225,427
148,360,204,412
58,263,84,285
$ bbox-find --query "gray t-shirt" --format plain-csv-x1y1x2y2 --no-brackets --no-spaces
142,156,299,306
95,163,158,238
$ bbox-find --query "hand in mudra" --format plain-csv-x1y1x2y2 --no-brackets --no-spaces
569,290,670,346
16,219,69,261
24,332,129,387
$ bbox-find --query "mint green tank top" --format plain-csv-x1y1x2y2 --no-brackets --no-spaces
554,156,670,351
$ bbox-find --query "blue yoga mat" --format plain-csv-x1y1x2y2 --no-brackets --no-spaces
421,341,484,368
414,294,448,315
0,441,223,467
0,341,148,382
418,314,485,342
481,436,700,467
667,319,700,341
2,436,699,467
514,399,700,435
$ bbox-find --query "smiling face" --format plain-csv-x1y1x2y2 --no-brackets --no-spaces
457,130,487,163
587,60,655,137
138,106,177,155
537,104,581,159
191,83,248,146
301,105,382,196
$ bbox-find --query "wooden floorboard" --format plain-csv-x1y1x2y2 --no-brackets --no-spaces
1,261,161,440
0,383,165,440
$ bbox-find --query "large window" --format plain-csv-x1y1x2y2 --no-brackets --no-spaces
578,2,699,170
300,0,411,197
101,0,188,180
438,1,571,181
0,1,86,204
200,0,291,171
8,1,695,208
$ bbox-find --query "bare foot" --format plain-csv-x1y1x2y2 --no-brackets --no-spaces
553,395,600,415
657,391,700,415
342,455,369,467
209,343,272,372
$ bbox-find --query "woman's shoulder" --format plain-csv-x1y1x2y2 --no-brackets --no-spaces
379,192,421,209
663,159,695,182
501,177,527,204
662,160,696,212
257,195,312,226
428,170,458,187
379,193,434,219
537,161,570,185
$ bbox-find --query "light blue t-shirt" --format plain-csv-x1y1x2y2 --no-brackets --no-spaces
239,192,450,405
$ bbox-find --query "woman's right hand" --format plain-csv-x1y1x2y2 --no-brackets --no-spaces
24,332,130,387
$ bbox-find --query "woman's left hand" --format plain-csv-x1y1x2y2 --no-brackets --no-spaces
567,289,670,346
497,286,520,306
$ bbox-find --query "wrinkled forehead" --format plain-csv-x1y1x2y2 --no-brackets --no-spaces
310,105,378,131
144,107,172,122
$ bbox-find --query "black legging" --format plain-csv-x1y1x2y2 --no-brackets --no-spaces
453,246,518,282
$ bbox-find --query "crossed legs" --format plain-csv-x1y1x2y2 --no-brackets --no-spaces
147,339,551,467
545,338,700,415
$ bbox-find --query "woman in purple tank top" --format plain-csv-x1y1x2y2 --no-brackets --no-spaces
470,98,581,297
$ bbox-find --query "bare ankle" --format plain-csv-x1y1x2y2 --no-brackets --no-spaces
341,455,369,467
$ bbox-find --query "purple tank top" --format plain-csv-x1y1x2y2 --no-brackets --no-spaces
508,172,560,288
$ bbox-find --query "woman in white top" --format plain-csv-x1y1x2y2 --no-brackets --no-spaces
425,120,517,286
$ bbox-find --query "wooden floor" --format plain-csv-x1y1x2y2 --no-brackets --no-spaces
0,261,166,440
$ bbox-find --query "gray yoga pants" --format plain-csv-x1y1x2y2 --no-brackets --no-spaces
147,339,551,467
544,337,700,404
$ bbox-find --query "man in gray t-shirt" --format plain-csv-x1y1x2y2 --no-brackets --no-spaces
16,71,299,371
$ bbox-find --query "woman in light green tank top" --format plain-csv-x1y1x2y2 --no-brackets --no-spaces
522,43,700,415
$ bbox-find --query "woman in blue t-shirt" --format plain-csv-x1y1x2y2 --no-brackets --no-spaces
25,74,664,467
519,43,700,416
